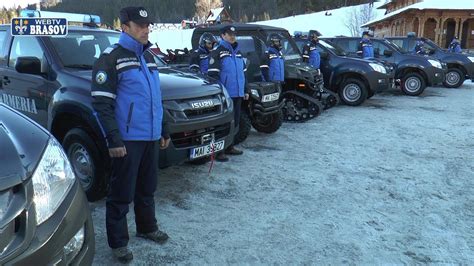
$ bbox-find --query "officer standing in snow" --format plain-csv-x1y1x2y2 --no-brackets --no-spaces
189,32,217,74
208,25,248,160
357,30,374,59
448,36,462,53
302,30,321,69
260,33,285,83
91,6,169,263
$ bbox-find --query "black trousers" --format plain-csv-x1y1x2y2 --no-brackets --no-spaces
230,97,242,147
106,141,159,249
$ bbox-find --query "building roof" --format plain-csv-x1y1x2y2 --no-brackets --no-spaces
363,0,474,27
206,7,224,22
377,0,392,9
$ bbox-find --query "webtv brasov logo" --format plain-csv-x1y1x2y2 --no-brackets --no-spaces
11,18,68,36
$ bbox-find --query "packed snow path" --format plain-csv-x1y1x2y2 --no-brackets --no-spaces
92,83,474,264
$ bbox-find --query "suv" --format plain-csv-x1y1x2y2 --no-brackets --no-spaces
386,35,474,88
0,18,235,201
325,37,446,96
192,23,338,123
0,103,94,265
293,34,395,105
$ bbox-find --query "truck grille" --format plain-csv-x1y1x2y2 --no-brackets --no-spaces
184,105,220,118
171,122,231,148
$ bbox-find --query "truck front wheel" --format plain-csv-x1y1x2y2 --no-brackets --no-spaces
443,68,465,88
63,128,107,201
251,110,282,134
339,78,368,106
401,72,425,96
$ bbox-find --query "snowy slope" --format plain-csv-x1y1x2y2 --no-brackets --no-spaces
253,2,386,37
149,2,385,50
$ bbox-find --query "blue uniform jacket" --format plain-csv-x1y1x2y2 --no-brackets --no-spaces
302,42,321,69
189,46,211,74
260,46,285,82
208,40,246,98
91,32,164,147
358,38,374,59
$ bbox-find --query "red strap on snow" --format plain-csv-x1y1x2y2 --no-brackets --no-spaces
208,141,215,174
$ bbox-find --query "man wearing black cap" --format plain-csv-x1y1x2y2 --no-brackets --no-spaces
208,25,249,158
358,30,374,59
91,6,169,263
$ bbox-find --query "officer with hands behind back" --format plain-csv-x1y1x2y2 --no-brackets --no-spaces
208,25,249,161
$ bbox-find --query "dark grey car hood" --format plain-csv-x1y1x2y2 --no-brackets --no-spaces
71,67,223,101
0,105,49,190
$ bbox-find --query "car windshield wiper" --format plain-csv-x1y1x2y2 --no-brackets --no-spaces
64,64,93,69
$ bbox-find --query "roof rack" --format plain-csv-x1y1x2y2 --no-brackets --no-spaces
19,10,101,27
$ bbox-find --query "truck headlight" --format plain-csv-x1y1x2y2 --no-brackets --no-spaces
32,137,75,225
369,63,387,74
468,56,474,63
428,59,442,69
220,85,233,111
250,89,259,98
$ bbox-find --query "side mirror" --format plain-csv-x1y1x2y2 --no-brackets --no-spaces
383,50,393,57
15,56,42,76
319,51,328,59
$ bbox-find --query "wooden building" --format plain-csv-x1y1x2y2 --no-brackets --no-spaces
363,0,474,49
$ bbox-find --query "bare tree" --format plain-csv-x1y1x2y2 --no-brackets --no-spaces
344,3,375,37
195,0,223,23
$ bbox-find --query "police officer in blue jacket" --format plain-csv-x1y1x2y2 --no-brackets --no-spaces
189,32,216,74
448,36,462,53
302,31,321,69
91,6,169,263
357,30,374,59
208,25,249,158
260,33,285,82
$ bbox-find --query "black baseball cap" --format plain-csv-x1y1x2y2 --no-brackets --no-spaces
220,25,237,35
119,6,153,25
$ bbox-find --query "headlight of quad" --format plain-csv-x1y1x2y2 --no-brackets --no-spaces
428,59,442,69
32,137,75,225
250,89,260,98
369,63,387,74
467,56,474,63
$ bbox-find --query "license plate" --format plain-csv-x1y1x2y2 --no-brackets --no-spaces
189,140,225,159
262,92,280,102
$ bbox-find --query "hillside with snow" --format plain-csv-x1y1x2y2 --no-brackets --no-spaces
149,1,385,50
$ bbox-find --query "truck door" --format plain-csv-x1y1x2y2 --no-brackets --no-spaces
1,36,52,128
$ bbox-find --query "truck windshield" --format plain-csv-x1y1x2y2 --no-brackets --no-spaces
319,40,347,56
50,30,120,69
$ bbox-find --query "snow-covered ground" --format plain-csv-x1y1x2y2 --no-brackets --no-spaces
91,82,474,264
149,1,385,51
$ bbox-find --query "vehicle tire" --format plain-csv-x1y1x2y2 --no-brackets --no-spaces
339,78,368,106
367,90,375,99
443,68,465,88
251,110,282,134
233,111,252,145
63,128,107,202
401,72,425,96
